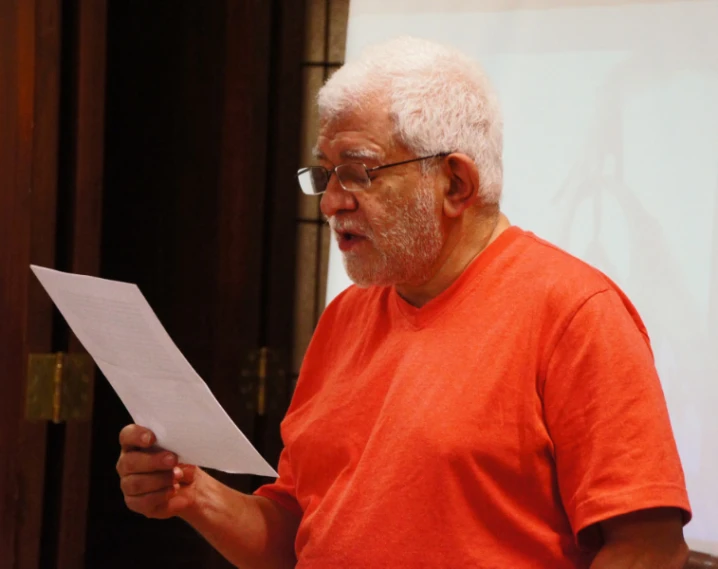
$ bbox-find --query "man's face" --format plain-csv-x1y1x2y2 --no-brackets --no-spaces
317,104,445,288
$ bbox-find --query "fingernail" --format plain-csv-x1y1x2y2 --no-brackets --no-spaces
163,454,176,466
141,433,151,445
173,466,183,479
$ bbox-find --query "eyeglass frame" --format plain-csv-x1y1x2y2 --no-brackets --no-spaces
297,153,450,195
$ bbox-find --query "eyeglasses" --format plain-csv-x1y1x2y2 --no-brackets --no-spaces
297,153,449,196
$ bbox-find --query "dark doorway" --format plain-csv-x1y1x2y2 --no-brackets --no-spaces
84,1,305,568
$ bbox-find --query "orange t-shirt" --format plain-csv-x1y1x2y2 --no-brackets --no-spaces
256,226,691,568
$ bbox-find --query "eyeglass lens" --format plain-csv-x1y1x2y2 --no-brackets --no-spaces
336,164,371,192
297,168,326,195
298,163,371,195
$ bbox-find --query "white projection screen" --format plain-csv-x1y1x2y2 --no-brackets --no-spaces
324,0,718,554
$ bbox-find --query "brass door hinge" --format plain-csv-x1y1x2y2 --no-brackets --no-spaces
25,352,94,423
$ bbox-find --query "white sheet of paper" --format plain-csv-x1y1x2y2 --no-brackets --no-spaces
30,265,278,477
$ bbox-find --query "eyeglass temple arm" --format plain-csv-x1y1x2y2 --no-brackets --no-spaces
366,153,450,173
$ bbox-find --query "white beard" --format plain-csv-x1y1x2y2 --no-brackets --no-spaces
332,178,444,288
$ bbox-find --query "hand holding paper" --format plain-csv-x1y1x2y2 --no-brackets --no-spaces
31,265,277,476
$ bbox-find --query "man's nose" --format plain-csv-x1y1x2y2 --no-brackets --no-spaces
320,175,358,218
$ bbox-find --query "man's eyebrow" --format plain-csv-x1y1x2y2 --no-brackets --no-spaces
340,148,382,162
311,146,383,163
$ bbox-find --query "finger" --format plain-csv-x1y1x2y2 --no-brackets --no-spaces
176,464,197,485
117,449,177,477
121,471,175,497
119,424,156,451
124,487,176,518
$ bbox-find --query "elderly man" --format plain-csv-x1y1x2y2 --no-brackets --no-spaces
117,37,691,568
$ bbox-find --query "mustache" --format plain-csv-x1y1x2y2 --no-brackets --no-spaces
327,216,371,237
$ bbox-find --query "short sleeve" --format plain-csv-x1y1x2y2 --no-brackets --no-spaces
254,446,303,518
542,289,691,543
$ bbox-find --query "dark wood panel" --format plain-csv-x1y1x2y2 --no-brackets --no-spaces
28,1,62,265
14,0,44,562
18,1,63,569
0,1,44,568
211,0,273,446
57,1,107,568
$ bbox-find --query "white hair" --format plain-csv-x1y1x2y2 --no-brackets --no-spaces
317,36,504,204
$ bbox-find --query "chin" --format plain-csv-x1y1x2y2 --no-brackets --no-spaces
344,258,430,289
344,259,391,288
345,270,388,289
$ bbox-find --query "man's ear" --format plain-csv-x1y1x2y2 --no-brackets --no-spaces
442,153,480,218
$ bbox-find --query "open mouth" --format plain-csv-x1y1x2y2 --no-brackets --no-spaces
337,230,367,251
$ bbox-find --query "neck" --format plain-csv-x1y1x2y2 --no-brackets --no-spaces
395,209,510,308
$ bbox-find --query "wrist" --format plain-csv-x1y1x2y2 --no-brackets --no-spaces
178,468,216,526
178,469,254,533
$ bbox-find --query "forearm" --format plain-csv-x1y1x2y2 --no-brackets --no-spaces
180,470,300,569
590,541,688,569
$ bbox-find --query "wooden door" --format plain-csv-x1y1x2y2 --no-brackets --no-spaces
0,1,107,568
2,0,304,567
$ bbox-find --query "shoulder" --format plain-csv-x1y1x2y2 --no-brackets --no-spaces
500,229,640,319
508,230,616,296
492,228,650,356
